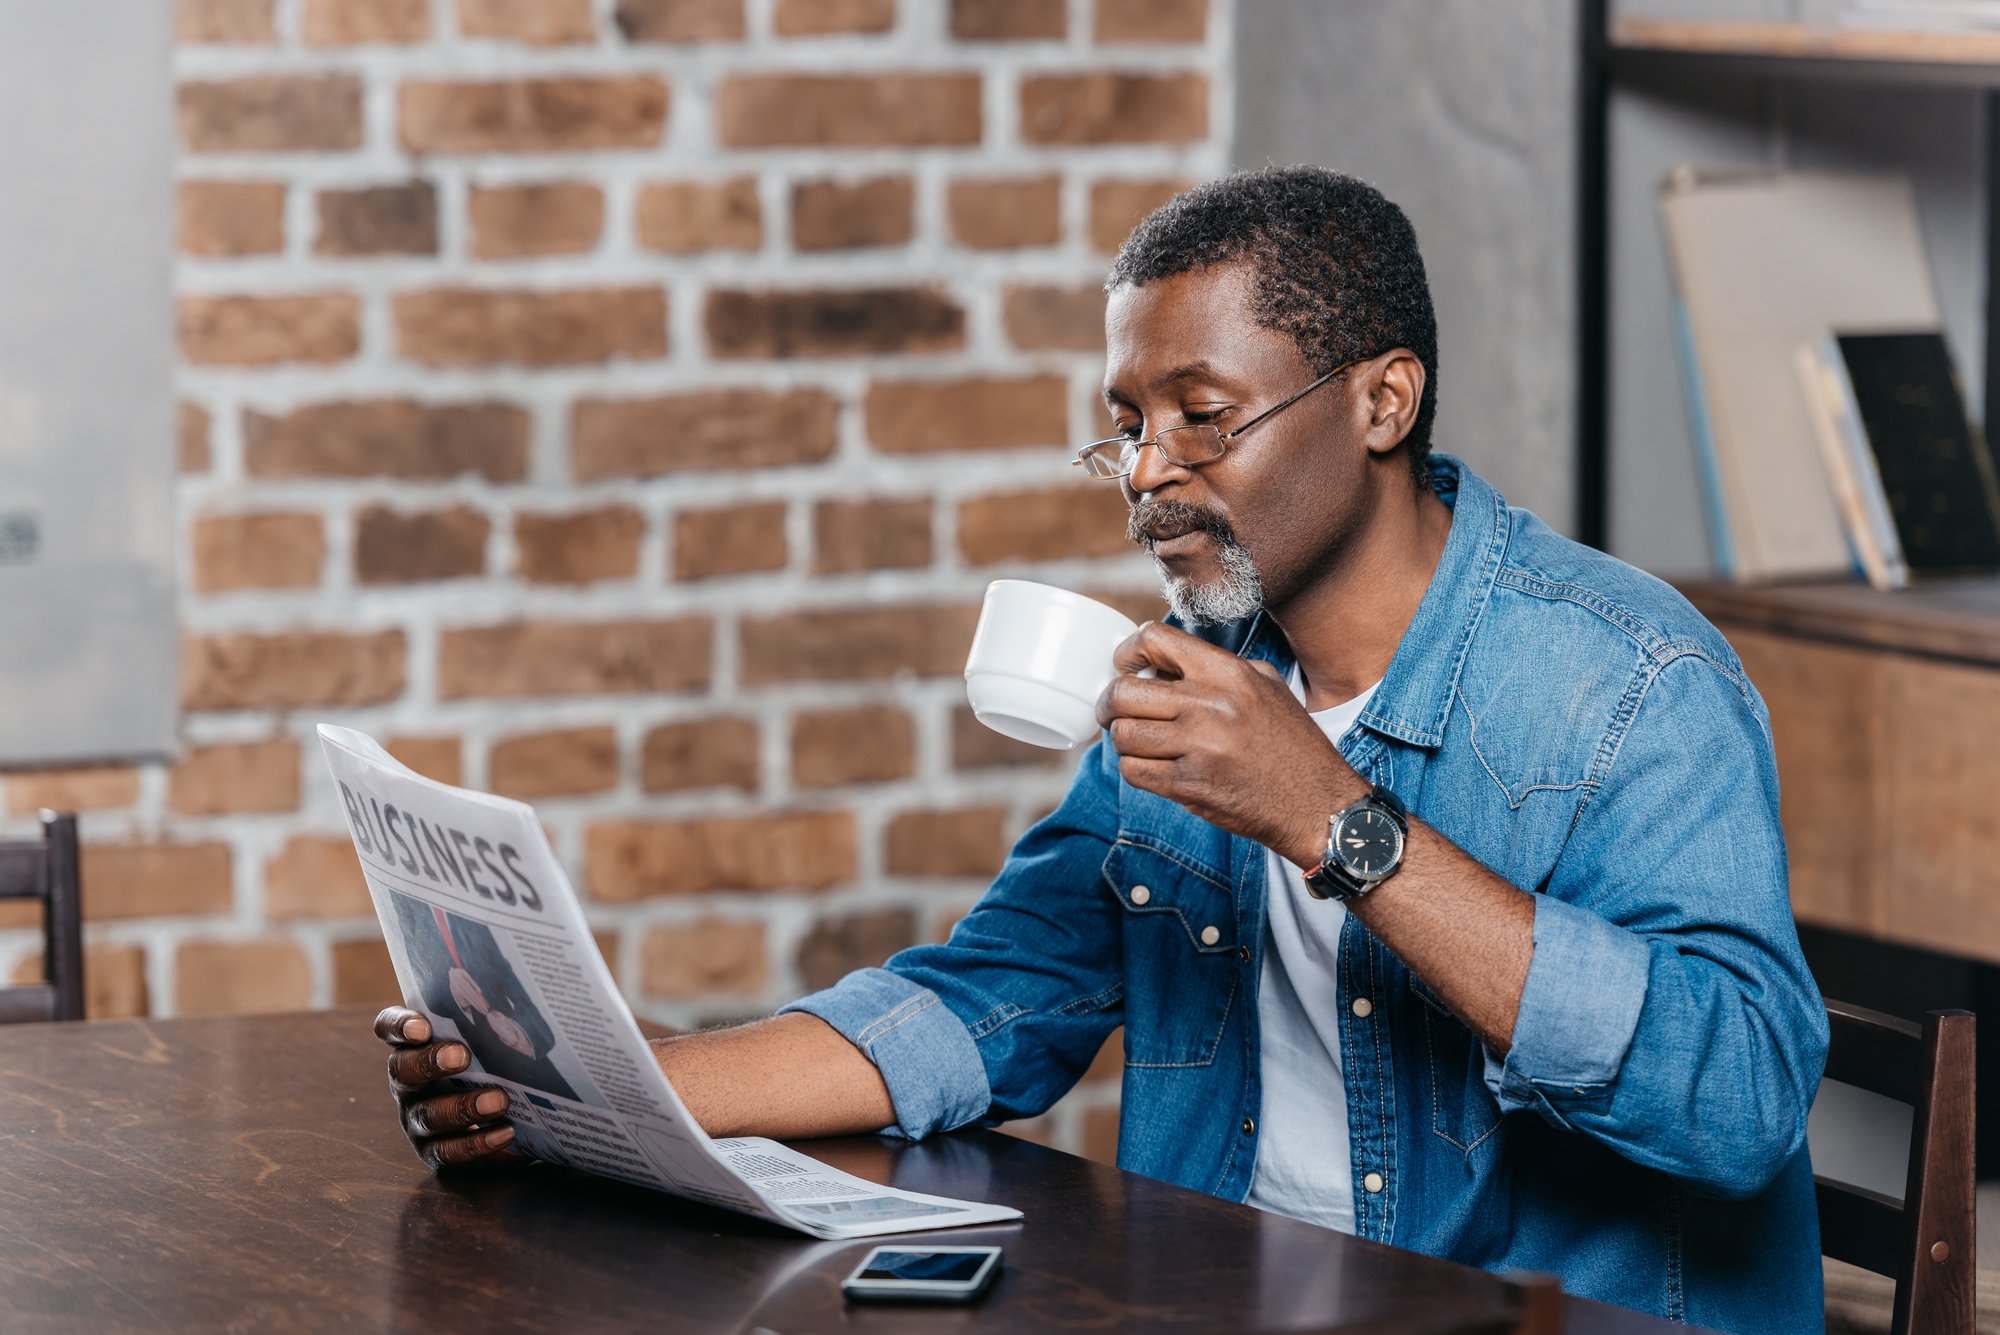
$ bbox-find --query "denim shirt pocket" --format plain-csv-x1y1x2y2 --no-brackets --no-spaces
1103,835,1240,1069
1408,972,1504,1155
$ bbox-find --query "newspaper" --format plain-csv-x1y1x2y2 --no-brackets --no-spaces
317,724,1022,1240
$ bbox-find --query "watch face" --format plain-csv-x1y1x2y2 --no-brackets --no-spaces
1335,808,1404,880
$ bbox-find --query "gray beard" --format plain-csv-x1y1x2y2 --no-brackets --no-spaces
1156,536,1265,627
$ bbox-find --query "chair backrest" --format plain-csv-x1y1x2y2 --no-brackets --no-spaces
0,811,83,1023
1817,998,1976,1335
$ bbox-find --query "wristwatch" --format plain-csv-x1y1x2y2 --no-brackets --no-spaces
1303,785,1409,902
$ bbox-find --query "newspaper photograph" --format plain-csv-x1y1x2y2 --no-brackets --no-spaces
316,723,1023,1240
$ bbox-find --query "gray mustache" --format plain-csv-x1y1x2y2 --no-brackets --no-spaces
1128,500,1237,548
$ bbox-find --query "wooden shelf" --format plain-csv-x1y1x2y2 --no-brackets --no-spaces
1680,575,2000,668
1613,18,2000,67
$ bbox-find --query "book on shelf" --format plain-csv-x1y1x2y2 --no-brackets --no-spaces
1798,331,2000,585
1657,168,1942,582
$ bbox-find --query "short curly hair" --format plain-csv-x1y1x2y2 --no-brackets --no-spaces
1106,166,1439,486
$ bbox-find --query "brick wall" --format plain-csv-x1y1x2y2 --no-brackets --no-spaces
1,0,1231,1161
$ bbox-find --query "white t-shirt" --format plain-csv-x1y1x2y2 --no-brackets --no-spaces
1243,667,1380,1235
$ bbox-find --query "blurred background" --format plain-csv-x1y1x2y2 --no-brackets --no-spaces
4,0,1998,1204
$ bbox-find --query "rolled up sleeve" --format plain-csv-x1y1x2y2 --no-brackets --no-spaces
781,967,992,1140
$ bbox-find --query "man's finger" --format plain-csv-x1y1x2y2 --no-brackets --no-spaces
1110,621,1222,681
387,1041,471,1094
1107,717,1185,760
1116,754,1178,796
1095,672,1183,728
419,1124,517,1173
404,1086,509,1140
374,1006,432,1047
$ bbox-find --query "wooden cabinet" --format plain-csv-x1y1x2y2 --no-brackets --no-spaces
1685,579,2000,965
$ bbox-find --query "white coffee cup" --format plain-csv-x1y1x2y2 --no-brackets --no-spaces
964,580,1145,750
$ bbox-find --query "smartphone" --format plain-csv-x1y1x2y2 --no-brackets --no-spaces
840,1245,1003,1304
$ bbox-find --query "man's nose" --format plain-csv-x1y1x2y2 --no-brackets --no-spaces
1126,435,1192,496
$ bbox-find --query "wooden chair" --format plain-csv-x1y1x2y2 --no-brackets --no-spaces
0,811,84,1022
1818,999,1977,1335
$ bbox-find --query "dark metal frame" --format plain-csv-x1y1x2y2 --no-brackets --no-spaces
1575,5,2000,555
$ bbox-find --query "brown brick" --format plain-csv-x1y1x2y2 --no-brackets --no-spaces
179,181,285,257
1084,1026,1125,1083
951,706,1069,771
469,182,603,258
332,937,398,1006
796,908,916,991
718,74,980,147
886,805,1009,878
179,76,363,153
1002,283,1106,351
386,735,462,786
182,630,406,711
355,504,490,584
774,0,893,35
585,811,856,899
9,944,150,1019
791,705,915,788
813,496,932,573
707,287,962,359
5,767,141,816
1095,0,1208,42
400,77,667,153
640,717,760,794
947,176,1060,250
673,501,788,581
792,177,912,251
457,0,596,43
571,388,836,479
191,512,325,593
1090,177,1191,253
866,374,1068,454
178,0,276,43
81,842,233,921
1083,1105,1120,1165
168,739,301,816
244,400,529,482
176,940,311,1016
180,402,213,473
740,603,979,685
303,0,430,43
959,485,1133,565
438,619,711,699
642,919,767,998
514,505,643,584
615,0,744,41
316,182,438,256
1021,73,1209,145
635,178,761,254
394,286,665,367
180,293,360,366
490,726,619,798
264,835,371,921
952,0,1063,39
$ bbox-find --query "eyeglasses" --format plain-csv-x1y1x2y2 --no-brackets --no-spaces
1071,357,1363,482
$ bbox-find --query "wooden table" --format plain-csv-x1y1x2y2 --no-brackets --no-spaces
0,1010,1695,1333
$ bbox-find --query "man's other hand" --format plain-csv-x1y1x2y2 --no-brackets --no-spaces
1097,621,1363,868
374,1006,519,1172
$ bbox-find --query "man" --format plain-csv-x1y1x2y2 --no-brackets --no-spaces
378,168,1827,1334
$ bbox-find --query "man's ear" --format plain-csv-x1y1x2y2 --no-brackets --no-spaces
1361,349,1424,457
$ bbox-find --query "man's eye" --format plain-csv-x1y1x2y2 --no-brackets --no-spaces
1182,406,1233,425
1115,425,1144,441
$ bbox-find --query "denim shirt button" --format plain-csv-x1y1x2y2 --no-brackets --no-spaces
1200,925,1221,946
1238,945,1251,964
1351,997,1374,1018
1363,1172,1385,1194
1130,885,1151,905
1242,1116,1255,1136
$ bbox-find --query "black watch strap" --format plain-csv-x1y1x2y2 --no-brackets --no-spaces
1303,784,1408,902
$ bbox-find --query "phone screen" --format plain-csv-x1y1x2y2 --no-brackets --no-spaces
858,1251,991,1284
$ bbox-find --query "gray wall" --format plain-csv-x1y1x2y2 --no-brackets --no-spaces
0,2,177,765
1233,0,1581,533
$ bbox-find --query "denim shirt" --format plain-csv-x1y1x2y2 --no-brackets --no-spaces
786,455,1829,1334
